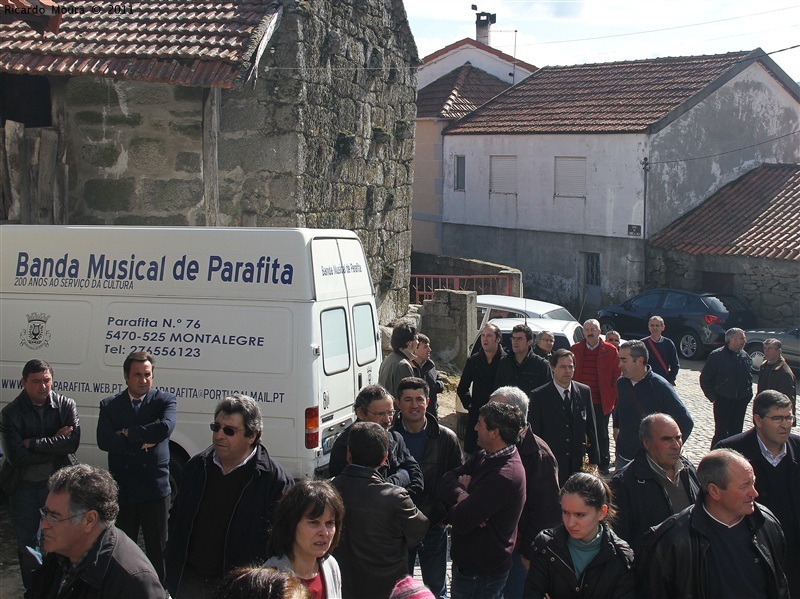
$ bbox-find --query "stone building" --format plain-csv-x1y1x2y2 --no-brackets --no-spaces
0,0,418,323
648,162,800,325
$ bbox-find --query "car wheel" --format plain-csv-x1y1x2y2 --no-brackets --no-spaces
679,330,705,360
599,319,616,333
747,343,765,373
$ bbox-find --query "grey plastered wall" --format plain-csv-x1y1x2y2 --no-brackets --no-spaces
442,222,645,320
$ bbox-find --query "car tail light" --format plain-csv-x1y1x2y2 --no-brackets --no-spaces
704,314,723,325
305,406,319,449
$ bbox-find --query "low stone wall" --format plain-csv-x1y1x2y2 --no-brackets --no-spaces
648,249,798,325
411,251,523,297
419,289,477,373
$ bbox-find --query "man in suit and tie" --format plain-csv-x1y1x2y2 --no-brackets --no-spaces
530,349,599,486
97,351,177,584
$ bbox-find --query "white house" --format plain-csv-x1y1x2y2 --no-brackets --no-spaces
412,34,536,254
439,49,800,315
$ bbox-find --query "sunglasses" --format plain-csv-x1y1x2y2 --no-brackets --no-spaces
210,422,244,436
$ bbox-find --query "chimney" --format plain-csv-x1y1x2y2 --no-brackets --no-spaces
475,11,496,46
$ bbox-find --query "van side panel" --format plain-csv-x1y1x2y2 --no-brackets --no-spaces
1,226,380,479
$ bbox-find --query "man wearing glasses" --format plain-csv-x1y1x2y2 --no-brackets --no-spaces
716,389,800,597
328,384,423,496
32,464,165,598
164,394,294,598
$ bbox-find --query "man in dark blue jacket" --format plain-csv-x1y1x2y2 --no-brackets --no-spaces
165,394,293,597
97,351,176,584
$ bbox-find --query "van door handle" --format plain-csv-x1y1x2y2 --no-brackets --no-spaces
358,373,363,388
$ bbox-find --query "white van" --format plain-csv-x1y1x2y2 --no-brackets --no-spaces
0,226,381,480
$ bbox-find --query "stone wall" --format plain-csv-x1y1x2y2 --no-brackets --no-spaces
39,0,418,325
648,248,799,325
419,289,477,373
411,250,523,297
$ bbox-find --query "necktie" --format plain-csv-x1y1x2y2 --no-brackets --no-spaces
563,389,571,412
132,399,142,415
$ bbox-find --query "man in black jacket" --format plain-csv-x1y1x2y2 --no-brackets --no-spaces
392,376,462,598
495,323,552,400
458,323,505,456
611,413,700,554
716,390,800,597
0,359,80,596
97,351,176,583
701,327,754,448
32,464,165,599
165,395,293,597
328,384,423,496
637,449,789,599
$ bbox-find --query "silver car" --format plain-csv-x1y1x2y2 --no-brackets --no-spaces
744,325,800,373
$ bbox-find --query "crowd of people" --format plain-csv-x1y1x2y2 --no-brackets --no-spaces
0,315,797,598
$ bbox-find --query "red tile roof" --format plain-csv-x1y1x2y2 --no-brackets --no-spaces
417,62,510,119
0,0,281,88
650,163,800,261
1,0,63,34
445,51,765,135
422,38,537,73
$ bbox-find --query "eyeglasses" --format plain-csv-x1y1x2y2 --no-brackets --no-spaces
765,415,795,424
366,409,395,419
39,507,86,525
210,422,244,436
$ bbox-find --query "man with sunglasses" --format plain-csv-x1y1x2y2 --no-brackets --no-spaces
716,389,800,597
97,351,176,585
32,464,165,598
165,394,293,598
327,384,423,496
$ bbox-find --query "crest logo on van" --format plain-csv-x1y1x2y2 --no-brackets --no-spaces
20,312,51,350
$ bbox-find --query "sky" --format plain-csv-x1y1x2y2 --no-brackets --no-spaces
404,0,800,82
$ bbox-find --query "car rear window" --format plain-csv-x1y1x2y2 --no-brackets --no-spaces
542,308,576,321
703,295,749,313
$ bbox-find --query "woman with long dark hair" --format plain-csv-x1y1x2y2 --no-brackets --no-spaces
524,472,634,598
264,480,344,599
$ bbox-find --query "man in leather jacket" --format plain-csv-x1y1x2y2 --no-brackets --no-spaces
637,448,789,599
0,359,80,596
700,328,753,448
611,413,700,554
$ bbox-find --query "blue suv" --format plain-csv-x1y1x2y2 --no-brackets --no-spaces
598,288,758,360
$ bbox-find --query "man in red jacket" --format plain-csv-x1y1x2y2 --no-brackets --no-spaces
571,319,620,473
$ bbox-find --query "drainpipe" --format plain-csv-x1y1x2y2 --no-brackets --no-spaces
642,157,650,287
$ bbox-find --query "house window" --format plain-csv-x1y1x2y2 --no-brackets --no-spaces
0,73,52,128
555,156,586,198
490,155,517,193
585,252,601,286
454,155,466,190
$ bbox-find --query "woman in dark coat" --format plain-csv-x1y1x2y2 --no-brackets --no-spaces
524,472,634,599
